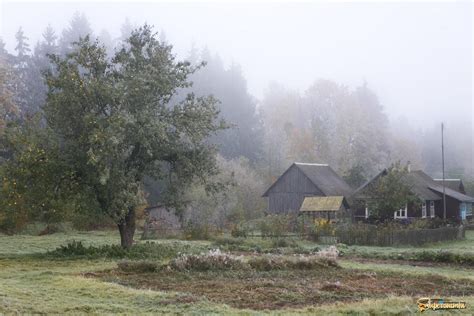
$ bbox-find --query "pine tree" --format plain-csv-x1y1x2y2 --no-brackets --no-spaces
14,27,30,60
59,12,93,55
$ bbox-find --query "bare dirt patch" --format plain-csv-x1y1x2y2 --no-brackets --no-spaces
94,266,474,310
342,257,474,268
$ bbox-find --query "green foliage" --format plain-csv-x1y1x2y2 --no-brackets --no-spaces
2,25,226,245
271,238,298,248
351,249,474,266
0,117,91,233
342,165,367,188
230,223,250,238
117,260,160,273
365,162,419,220
258,215,291,238
336,223,463,246
43,240,193,260
182,221,215,240
181,156,266,233
407,218,451,229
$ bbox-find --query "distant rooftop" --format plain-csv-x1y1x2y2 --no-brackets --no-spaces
294,162,329,166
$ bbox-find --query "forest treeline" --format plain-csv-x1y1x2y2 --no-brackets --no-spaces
0,12,472,238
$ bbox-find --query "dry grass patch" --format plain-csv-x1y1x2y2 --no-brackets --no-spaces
97,260,474,310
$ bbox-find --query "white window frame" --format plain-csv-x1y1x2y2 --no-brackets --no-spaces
394,204,408,219
421,202,427,218
430,201,435,218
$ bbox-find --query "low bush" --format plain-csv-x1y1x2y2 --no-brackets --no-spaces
271,238,292,248
247,256,287,271
345,248,474,266
258,215,292,238
182,222,216,240
230,224,251,238
402,251,474,265
407,218,453,229
43,240,199,260
117,260,160,273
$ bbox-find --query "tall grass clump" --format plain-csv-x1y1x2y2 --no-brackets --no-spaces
169,249,250,271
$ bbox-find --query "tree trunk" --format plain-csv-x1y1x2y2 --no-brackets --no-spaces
118,207,136,249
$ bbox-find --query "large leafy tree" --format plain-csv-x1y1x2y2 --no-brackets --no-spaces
4,25,225,247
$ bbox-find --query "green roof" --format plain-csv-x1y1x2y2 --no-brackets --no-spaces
300,196,344,212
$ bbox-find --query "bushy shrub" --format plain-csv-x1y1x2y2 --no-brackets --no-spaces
168,249,249,271
247,256,287,271
408,218,452,229
117,260,160,273
270,238,299,248
230,223,250,238
271,238,289,248
182,221,216,240
258,215,292,238
44,240,195,260
404,251,474,265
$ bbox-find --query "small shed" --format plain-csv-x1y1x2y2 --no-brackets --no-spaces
142,205,182,239
299,196,351,222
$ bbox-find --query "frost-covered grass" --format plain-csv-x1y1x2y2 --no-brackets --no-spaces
0,230,473,314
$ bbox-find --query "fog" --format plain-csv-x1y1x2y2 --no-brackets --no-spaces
0,0,473,177
2,1,472,124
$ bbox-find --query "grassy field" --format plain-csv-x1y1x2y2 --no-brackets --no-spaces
0,230,473,314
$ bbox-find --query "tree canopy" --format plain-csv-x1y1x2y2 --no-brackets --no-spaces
1,25,226,247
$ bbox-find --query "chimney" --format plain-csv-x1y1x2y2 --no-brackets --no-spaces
407,160,411,173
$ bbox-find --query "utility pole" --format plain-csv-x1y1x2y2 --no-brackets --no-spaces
441,123,446,220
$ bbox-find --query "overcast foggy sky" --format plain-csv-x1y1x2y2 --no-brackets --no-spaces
1,1,472,130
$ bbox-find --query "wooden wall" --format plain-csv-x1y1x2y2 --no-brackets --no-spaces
267,165,323,214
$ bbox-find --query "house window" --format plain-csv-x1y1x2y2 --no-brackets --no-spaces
467,203,473,217
421,202,427,218
394,204,408,219
430,201,435,218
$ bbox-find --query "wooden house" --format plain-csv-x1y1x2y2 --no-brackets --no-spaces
352,169,474,221
262,162,354,214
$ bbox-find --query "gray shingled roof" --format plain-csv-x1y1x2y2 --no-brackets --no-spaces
262,162,354,198
428,185,474,202
404,171,442,201
352,169,474,202
433,179,464,193
294,163,354,197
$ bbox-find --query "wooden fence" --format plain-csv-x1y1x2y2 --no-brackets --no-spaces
335,225,465,246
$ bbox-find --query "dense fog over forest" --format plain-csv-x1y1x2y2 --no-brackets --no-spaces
0,0,472,186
